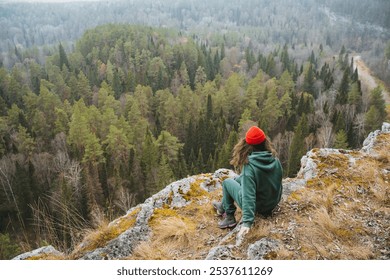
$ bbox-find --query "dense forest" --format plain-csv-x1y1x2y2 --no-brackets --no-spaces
0,0,389,259
1,0,390,83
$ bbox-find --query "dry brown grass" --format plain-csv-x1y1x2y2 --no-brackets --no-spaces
69,207,140,259
61,134,390,260
245,220,273,245
268,136,390,259
26,254,67,260
130,241,177,260
89,142,390,260
128,186,230,260
154,216,196,245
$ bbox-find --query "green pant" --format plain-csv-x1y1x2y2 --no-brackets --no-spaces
222,178,243,215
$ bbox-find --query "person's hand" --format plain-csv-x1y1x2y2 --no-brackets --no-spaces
238,225,250,237
236,225,250,246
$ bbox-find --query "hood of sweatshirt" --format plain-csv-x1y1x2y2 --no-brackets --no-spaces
247,151,279,172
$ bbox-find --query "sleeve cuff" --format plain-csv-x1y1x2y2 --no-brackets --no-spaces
243,222,252,228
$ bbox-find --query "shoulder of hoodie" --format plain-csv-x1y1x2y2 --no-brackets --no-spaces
247,151,282,168
248,151,275,159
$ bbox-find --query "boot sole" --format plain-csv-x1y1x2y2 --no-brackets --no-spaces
218,222,237,229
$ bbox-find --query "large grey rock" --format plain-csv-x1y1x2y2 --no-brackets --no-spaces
76,169,237,259
361,122,390,154
81,225,151,260
297,150,318,181
382,122,390,133
206,245,235,260
12,245,63,260
247,238,281,260
281,178,306,201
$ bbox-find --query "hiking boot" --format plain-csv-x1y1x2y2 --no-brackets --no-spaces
212,201,225,216
218,214,237,229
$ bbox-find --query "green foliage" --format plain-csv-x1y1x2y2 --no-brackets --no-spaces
0,233,21,260
303,63,315,96
336,68,350,105
156,131,184,165
364,87,387,134
334,130,349,149
217,130,238,168
347,82,362,109
365,106,382,133
369,87,387,121
0,23,383,252
14,125,35,156
59,43,69,70
287,114,309,177
386,41,390,60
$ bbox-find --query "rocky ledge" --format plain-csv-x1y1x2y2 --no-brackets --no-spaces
14,123,390,260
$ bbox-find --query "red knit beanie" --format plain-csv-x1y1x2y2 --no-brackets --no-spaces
245,126,266,145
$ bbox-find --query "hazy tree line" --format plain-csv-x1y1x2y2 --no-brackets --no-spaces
1,0,389,85
316,0,390,30
0,23,387,257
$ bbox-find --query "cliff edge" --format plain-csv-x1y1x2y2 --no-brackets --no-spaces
14,123,390,260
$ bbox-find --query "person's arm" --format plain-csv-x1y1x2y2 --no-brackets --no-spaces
241,165,256,228
234,174,242,184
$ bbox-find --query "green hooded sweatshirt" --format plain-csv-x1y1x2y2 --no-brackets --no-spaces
237,151,283,227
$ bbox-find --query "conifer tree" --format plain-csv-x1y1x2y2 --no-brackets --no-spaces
157,154,174,190
369,87,387,121
334,129,349,149
195,66,207,87
217,130,238,169
365,106,382,133
347,82,362,109
196,148,205,174
76,71,93,104
336,68,350,105
386,40,390,60
303,63,315,96
59,43,69,70
140,130,159,199
287,114,309,177
104,125,131,176
156,130,183,166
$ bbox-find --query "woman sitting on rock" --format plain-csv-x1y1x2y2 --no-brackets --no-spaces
213,126,283,237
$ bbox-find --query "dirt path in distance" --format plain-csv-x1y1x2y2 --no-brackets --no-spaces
353,55,390,104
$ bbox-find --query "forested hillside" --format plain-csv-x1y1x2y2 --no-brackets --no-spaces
0,0,389,259
1,0,390,84
0,23,388,258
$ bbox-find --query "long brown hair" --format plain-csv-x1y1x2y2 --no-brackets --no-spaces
229,138,277,172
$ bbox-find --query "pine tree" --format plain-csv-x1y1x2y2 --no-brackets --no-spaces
287,114,309,177
157,154,174,190
280,44,290,71
386,40,390,60
196,148,205,174
82,132,105,165
333,111,346,132
365,106,382,133
336,68,350,105
334,129,349,149
140,130,159,199
265,54,276,77
195,66,207,87
156,130,183,166
77,71,93,104
216,130,238,169
303,63,315,96
59,43,69,70
369,87,387,121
